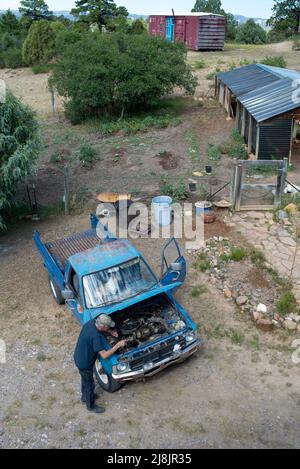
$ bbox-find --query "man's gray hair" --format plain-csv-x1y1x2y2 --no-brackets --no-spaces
95,314,115,329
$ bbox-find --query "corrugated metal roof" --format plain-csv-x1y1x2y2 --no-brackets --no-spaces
218,64,280,97
239,78,300,122
218,63,300,122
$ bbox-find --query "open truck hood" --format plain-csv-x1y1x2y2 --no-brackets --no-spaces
88,282,182,319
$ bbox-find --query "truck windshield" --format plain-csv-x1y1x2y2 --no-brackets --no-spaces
83,258,158,308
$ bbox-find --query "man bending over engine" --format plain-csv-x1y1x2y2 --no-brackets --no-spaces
74,314,126,414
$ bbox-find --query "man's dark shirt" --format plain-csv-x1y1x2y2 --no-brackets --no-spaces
74,319,106,370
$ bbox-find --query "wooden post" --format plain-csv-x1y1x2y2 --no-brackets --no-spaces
236,101,240,129
63,166,70,215
234,164,243,211
50,89,55,114
248,116,253,154
241,107,246,138
255,124,260,160
289,118,294,164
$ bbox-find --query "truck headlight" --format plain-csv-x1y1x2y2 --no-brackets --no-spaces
185,332,196,343
116,362,130,373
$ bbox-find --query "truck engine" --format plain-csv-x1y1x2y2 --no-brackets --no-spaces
105,296,186,353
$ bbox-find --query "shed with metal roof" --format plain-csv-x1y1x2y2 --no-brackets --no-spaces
216,64,300,162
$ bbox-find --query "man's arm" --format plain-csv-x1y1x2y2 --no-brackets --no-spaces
99,340,126,360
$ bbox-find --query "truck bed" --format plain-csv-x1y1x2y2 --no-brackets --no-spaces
46,229,102,270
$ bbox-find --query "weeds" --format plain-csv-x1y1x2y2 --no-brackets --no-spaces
78,141,98,167
192,285,208,297
160,178,188,202
96,114,182,135
194,252,211,272
249,247,266,267
184,129,201,161
207,143,222,161
277,291,298,316
32,64,52,74
194,59,207,69
260,56,287,68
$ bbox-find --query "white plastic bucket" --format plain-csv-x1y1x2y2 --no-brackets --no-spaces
152,196,173,226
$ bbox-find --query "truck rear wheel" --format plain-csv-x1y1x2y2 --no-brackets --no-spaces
94,360,122,393
48,276,64,305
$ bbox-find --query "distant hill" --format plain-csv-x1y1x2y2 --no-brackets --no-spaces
0,10,269,29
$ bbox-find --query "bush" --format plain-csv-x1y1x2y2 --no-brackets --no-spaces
277,291,298,316
55,29,82,56
160,178,188,202
0,92,40,229
32,63,52,74
293,38,300,51
50,33,197,123
22,19,56,65
1,48,23,68
236,19,267,45
78,141,98,167
260,55,287,68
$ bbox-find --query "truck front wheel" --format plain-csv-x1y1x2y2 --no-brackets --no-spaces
94,360,122,393
48,276,64,305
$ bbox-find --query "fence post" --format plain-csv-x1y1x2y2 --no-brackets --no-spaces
63,166,70,215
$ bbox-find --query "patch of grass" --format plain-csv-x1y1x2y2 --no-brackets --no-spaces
228,329,244,346
36,352,47,362
249,247,266,267
160,178,188,202
277,291,298,316
260,56,287,68
205,324,226,339
231,129,245,145
207,143,222,161
184,129,201,161
192,285,208,297
229,247,247,262
31,63,52,74
205,71,217,80
194,59,207,69
194,252,211,272
249,335,260,351
93,113,182,135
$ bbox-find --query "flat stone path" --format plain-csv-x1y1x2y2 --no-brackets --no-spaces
225,211,300,303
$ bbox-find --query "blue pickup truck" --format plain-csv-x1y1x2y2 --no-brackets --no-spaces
34,214,201,392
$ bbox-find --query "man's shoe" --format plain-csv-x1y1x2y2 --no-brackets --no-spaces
87,405,105,414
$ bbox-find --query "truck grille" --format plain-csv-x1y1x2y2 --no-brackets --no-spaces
129,335,187,371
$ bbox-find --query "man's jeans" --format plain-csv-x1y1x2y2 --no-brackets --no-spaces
78,368,95,409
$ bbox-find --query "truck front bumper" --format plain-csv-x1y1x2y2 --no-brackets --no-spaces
112,340,202,382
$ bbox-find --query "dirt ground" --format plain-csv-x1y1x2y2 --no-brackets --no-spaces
1,212,300,449
1,42,300,449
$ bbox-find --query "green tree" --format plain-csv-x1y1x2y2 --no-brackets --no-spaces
0,92,40,229
71,0,128,32
22,19,56,64
267,0,300,36
236,19,267,44
192,0,238,41
19,0,53,21
50,33,197,123
0,10,20,35
129,19,147,34
192,0,223,13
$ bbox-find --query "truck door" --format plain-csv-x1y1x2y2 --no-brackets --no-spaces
160,238,187,291
65,264,85,324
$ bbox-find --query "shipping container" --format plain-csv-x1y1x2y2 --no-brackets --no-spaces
149,13,225,51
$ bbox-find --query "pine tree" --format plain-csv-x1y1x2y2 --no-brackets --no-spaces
71,0,128,32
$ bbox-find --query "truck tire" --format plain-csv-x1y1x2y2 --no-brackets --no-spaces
48,276,64,305
94,360,122,393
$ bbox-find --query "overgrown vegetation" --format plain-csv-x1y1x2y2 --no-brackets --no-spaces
277,291,298,316
50,33,197,123
160,178,188,202
0,91,40,229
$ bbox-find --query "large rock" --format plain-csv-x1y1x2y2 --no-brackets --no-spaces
236,296,248,306
283,319,298,331
256,319,274,332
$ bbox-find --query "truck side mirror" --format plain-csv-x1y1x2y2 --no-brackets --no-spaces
62,289,75,301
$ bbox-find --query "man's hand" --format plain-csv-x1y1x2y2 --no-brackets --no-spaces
117,339,127,349
110,329,119,338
